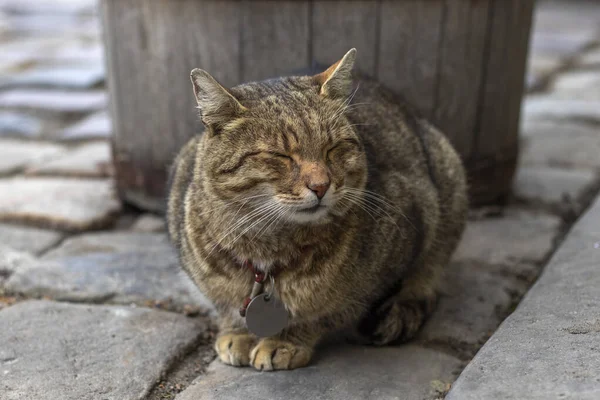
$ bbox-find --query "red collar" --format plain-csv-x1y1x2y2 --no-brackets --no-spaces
244,260,266,283
239,260,280,317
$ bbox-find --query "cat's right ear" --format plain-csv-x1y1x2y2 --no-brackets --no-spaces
314,48,357,99
190,69,246,133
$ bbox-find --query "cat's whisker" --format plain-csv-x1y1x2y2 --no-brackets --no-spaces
206,202,279,256
327,87,366,128
329,101,370,123
227,203,283,249
329,84,360,120
344,188,416,231
339,195,380,225
352,191,419,232
194,194,272,218
342,191,404,233
250,205,288,243
250,204,285,241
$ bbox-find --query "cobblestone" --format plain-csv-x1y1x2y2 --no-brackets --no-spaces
4,249,202,306
0,223,63,255
177,345,461,400
0,300,208,400
523,96,600,123
1,64,105,89
0,111,42,138
520,120,600,169
130,214,166,232
2,232,209,307
0,177,121,231
447,196,600,400
453,208,561,267
417,260,521,356
0,139,65,176
26,141,112,178
60,110,111,140
549,70,600,100
513,166,597,207
577,46,600,68
0,89,107,113
0,245,34,286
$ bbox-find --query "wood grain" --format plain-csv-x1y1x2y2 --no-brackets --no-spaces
378,0,443,117
241,1,310,82
101,0,534,209
101,0,240,211
433,0,491,158
312,1,380,75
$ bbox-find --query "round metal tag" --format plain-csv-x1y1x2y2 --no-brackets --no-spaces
245,293,289,337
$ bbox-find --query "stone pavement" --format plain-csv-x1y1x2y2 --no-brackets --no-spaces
447,196,600,400
0,1,600,399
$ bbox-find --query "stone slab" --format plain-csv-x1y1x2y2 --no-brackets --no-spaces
42,231,170,258
130,214,166,232
26,141,112,178
529,31,597,59
520,121,600,169
60,111,111,140
453,208,561,267
4,250,201,305
0,223,63,255
0,37,78,66
49,43,104,63
523,96,600,123
526,55,563,90
0,89,107,113
577,47,600,68
0,139,65,176
549,70,600,101
0,0,97,15
533,1,600,35
0,111,41,138
513,166,596,206
0,300,206,400
0,245,35,286
177,344,461,400
5,15,96,36
447,195,600,400
4,232,208,307
0,177,121,231
417,261,522,356
1,64,105,89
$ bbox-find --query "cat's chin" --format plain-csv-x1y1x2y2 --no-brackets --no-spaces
287,206,331,225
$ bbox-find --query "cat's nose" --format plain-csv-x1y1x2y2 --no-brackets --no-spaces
308,181,330,199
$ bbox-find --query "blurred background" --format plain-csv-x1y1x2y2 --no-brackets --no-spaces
1,0,599,216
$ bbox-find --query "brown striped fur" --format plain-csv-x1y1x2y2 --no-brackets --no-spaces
167,49,467,371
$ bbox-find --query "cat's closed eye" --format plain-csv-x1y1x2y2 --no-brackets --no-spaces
326,138,360,160
266,151,293,161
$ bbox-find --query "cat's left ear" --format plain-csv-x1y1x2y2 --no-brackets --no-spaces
190,68,246,133
314,48,357,99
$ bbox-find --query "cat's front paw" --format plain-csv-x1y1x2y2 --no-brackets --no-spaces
215,333,256,367
249,338,312,371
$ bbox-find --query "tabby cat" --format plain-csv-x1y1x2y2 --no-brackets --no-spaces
167,49,468,371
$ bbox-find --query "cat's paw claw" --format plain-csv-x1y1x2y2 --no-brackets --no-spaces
215,333,255,367
250,339,312,371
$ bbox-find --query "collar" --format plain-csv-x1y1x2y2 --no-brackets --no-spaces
239,260,280,317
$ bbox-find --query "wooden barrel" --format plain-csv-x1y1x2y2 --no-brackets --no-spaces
100,0,534,212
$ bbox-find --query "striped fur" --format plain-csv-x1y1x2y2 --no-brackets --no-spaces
167,49,467,371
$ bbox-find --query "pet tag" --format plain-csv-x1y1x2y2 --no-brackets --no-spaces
245,293,289,337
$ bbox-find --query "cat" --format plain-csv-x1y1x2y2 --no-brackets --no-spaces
167,48,468,371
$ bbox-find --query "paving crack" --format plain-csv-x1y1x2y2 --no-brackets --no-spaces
144,319,217,400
